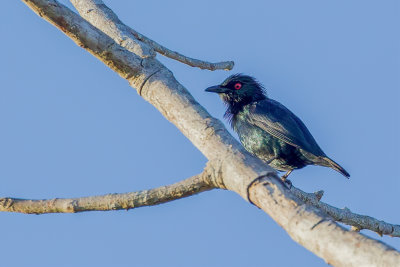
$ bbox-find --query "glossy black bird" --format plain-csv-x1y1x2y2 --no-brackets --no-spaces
206,74,349,180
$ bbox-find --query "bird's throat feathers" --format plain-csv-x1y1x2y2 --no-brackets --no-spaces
221,92,266,127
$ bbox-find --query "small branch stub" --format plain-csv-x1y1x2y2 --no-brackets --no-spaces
290,186,400,238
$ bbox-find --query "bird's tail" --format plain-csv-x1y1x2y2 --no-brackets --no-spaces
320,157,350,178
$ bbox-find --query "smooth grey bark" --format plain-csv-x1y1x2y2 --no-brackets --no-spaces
10,0,400,266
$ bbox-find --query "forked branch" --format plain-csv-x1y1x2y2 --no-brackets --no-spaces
0,159,398,239
70,0,234,70
290,187,400,237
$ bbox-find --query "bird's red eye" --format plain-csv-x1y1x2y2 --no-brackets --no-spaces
234,83,242,90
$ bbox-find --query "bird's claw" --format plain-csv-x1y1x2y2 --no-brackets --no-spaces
282,178,292,189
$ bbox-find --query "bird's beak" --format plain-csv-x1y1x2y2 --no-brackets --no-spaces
205,85,228,94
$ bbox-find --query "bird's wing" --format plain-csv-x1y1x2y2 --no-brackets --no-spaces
248,99,325,156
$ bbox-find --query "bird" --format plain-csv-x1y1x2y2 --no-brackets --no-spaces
205,74,350,181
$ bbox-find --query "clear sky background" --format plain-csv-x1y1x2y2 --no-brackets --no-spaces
1,1,399,266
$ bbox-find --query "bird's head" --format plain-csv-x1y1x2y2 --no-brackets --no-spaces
205,74,266,109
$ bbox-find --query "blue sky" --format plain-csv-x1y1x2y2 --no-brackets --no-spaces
1,1,399,266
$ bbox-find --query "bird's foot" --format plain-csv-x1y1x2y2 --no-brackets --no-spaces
282,178,292,189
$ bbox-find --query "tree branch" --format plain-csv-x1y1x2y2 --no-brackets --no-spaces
69,0,154,58
70,0,234,71
248,176,400,266
290,186,400,238
19,0,400,265
133,31,235,71
68,0,400,240
0,169,221,214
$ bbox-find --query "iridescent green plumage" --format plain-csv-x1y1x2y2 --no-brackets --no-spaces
206,74,350,179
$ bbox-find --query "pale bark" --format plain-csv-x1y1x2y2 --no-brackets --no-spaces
0,169,220,214
1,166,399,239
15,0,400,266
70,0,233,70
291,187,400,237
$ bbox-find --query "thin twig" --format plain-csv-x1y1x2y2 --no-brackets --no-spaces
0,172,216,214
290,186,400,237
70,0,234,71
130,28,234,70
